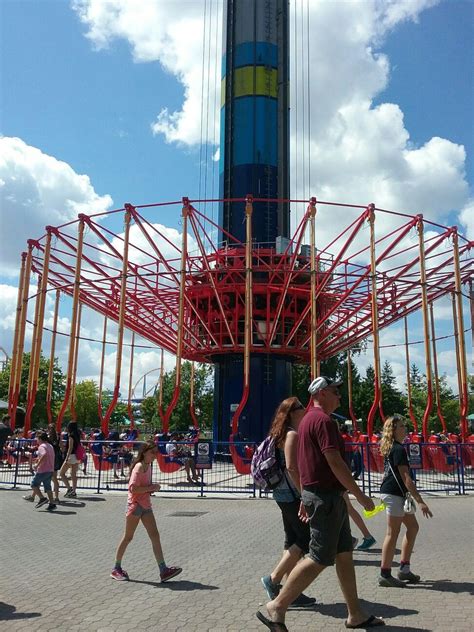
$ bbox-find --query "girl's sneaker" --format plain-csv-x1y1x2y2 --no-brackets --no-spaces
397,570,420,583
356,536,376,550
160,566,182,582
23,494,35,502
110,567,129,581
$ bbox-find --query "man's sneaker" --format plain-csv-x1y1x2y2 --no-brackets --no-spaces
356,536,376,551
398,570,420,583
378,574,406,588
110,567,129,581
23,494,35,502
66,490,77,498
64,488,73,497
289,593,317,608
46,503,57,512
261,575,281,600
160,566,182,582
351,536,359,550
35,497,48,509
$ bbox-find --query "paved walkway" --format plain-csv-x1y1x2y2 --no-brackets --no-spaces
1,490,473,631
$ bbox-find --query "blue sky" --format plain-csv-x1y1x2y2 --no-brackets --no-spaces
0,0,472,392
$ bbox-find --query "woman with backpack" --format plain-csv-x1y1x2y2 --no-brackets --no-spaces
378,414,433,588
260,397,317,608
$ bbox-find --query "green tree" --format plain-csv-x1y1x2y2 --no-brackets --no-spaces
100,390,133,429
140,396,159,425
73,380,100,428
0,353,65,428
155,362,214,431
380,361,405,417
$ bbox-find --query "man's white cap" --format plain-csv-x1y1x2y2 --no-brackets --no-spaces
308,375,343,395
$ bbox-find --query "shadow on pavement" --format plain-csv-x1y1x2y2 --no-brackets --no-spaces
353,559,385,567
411,579,474,595
39,510,77,515
128,579,218,591
316,599,418,621
79,496,107,501
58,500,86,508
354,548,401,555
0,602,41,621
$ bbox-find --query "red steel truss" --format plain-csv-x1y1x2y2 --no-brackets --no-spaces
10,196,472,440
26,198,471,362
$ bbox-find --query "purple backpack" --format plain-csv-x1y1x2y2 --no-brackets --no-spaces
251,436,284,491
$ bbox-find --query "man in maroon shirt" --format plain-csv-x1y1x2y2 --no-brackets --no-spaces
257,377,385,631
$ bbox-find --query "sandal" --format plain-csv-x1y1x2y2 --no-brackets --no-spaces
345,614,385,628
256,611,288,631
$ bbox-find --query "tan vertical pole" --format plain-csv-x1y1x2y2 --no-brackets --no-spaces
46,289,60,424
429,301,447,433
158,348,165,426
102,206,133,435
70,302,82,422
8,252,27,427
127,330,136,429
308,197,318,381
26,273,42,403
404,315,419,433
56,217,86,430
10,242,34,427
346,349,358,431
23,273,42,434
97,312,108,426
417,217,433,440
452,292,462,406
231,196,253,436
366,204,381,438
452,229,468,441
163,200,189,433
24,229,54,432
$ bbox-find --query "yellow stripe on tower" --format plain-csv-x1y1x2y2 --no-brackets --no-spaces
234,66,278,99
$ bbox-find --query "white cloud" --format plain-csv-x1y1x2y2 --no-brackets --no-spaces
0,137,113,276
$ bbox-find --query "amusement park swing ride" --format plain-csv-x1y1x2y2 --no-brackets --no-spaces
6,1,473,477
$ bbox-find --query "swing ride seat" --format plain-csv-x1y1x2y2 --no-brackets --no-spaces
424,441,455,475
229,440,252,475
156,444,182,473
90,452,113,472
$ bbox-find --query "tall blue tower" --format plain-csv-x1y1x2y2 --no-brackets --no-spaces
213,0,292,443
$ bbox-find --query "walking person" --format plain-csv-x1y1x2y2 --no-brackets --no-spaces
110,440,182,583
257,376,385,631
59,421,83,498
344,493,376,551
47,424,63,504
261,397,316,608
30,431,56,511
378,415,433,587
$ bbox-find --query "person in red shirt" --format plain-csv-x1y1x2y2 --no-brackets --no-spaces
257,376,385,631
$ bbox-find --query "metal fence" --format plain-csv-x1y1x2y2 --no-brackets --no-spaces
1,440,473,497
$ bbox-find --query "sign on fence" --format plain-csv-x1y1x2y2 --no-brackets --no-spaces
195,441,213,469
408,443,422,469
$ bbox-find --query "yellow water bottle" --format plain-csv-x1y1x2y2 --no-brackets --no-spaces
363,502,386,519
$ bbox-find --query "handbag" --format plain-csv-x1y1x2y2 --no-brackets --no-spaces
387,459,416,514
75,442,86,462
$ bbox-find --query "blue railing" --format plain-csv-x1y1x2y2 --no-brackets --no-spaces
1,439,472,496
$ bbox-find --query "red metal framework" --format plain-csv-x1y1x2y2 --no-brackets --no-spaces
7,196,472,441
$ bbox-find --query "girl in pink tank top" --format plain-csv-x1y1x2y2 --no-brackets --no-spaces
110,440,182,584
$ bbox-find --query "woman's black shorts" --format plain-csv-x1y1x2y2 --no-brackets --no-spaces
276,499,310,554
